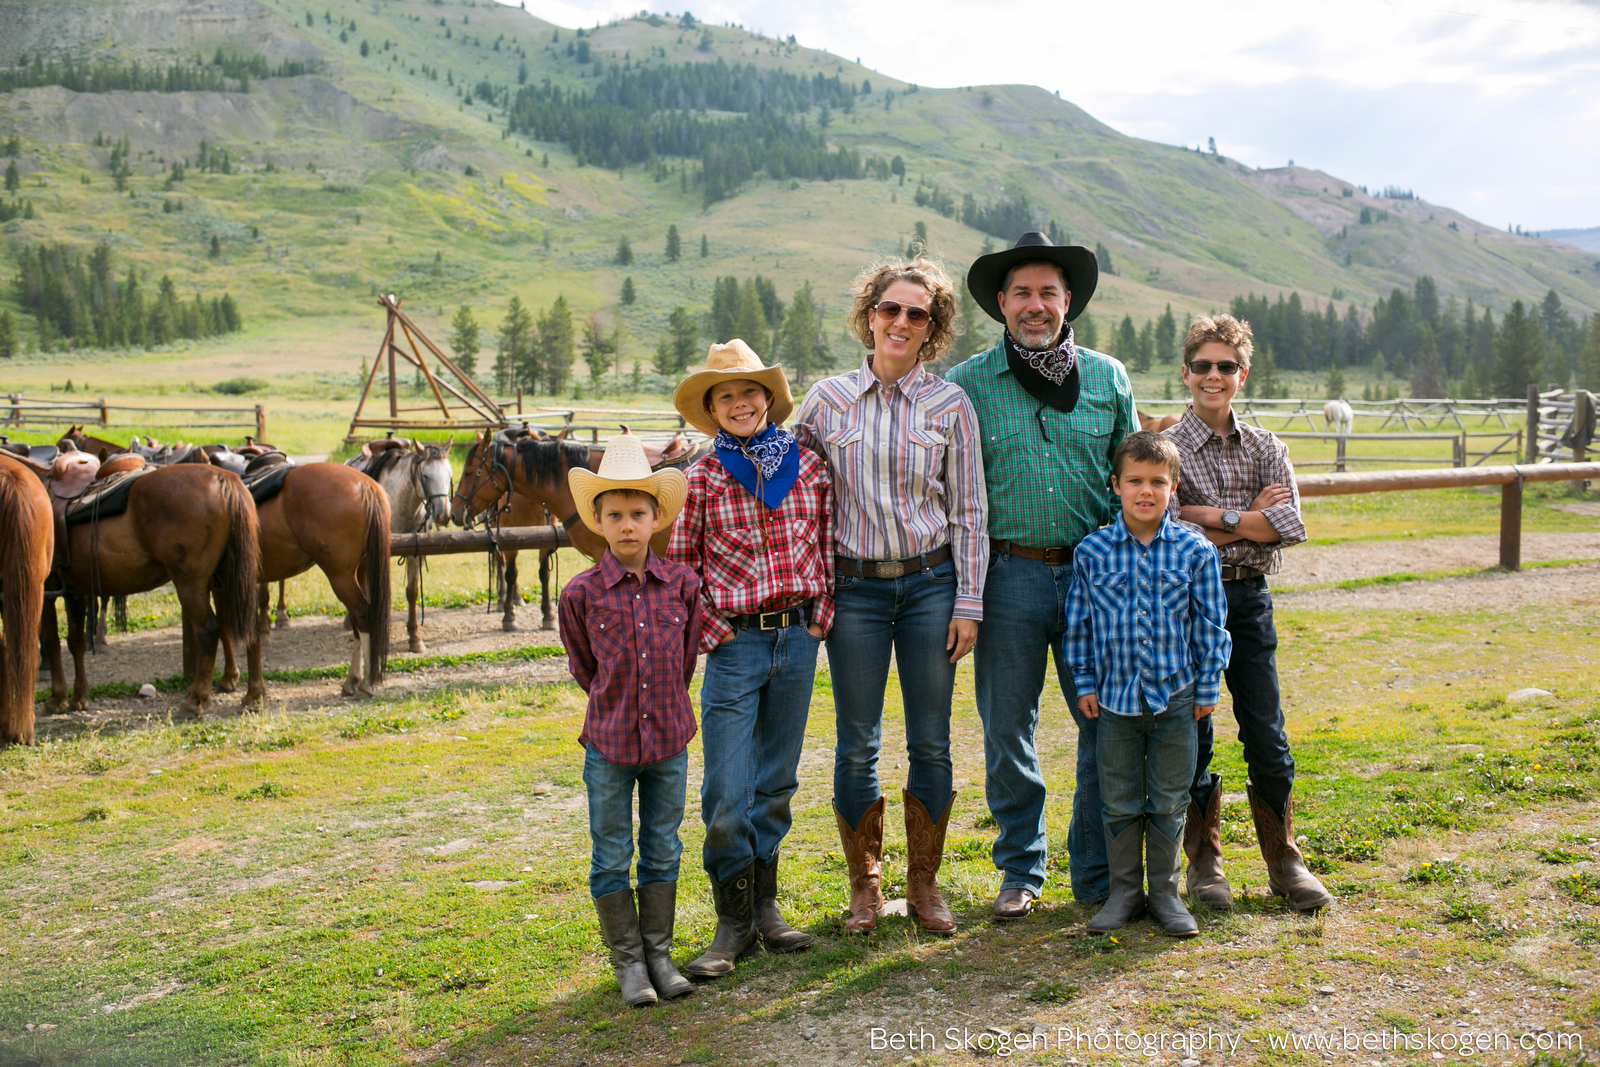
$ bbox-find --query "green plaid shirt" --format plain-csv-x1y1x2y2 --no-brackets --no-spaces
944,342,1137,549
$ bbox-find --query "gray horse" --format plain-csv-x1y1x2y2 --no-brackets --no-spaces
347,439,454,653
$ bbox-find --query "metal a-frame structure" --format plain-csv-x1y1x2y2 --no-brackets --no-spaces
345,293,504,442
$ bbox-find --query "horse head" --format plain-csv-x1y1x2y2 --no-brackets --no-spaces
415,438,455,531
449,428,509,527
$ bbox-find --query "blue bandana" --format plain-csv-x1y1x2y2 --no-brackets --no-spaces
714,423,800,510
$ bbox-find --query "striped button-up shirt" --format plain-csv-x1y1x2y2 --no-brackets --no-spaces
1163,409,1307,574
1063,514,1231,716
668,449,835,652
793,355,988,620
945,343,1137,549
558,550,702,766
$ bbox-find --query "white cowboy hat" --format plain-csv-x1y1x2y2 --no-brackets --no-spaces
671,339,794,439
567,434,688,535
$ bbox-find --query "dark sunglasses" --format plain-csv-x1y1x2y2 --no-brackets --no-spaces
873,300,931,326
1186,360,1243,376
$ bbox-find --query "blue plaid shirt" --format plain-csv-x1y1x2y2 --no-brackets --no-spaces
1063,513,1231,716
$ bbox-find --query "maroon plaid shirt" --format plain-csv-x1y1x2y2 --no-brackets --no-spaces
558,550,702,766
668,449,835,652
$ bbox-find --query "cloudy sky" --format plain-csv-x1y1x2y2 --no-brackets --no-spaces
505,0,1600,233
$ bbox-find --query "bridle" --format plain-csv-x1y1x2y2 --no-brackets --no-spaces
413,447,453,530
451,438,514,531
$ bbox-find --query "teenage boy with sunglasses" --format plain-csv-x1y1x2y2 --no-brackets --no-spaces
1163,314,1332,913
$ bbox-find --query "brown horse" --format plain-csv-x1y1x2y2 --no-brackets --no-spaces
449,429,680,630
222,463,391,703
0,454,52,745
42,464,261,717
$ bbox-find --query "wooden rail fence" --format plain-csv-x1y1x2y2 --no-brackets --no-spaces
3,395,267,436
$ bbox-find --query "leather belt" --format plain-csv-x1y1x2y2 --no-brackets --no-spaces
1219,564,1264,582
991,540,1073,565
835,544,952,579
728,606,810,631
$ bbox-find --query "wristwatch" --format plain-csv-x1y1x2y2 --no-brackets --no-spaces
1221,509,1241,534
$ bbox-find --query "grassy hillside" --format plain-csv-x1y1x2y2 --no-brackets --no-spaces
0,0,1596,423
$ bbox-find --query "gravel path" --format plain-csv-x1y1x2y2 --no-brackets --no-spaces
1275,531,1600,585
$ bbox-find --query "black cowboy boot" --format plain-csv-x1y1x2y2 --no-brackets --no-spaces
1184,773,1233,908
683,863,757,979
754,854,815,952
635,881,693,999
593,888,657,1006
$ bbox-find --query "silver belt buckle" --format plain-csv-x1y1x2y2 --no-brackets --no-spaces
878,560,906,578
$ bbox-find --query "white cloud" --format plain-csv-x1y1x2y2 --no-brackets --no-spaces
504,0,1600,229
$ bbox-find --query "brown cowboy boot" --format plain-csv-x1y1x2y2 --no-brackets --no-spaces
1247,782,1334,912
683,864,758,979
903,789,956,934
833,797,885,935
1184,773,1234,908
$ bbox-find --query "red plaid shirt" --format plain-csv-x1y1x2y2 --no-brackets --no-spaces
668,449,835,652
558,550,702,766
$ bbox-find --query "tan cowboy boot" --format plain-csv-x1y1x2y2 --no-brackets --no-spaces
1247,782,1334,912
1184,773,1234,908
903,790,956,934
833,797,885,935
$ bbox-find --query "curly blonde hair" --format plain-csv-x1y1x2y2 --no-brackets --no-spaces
1183,313,1255,368
845,256,960,363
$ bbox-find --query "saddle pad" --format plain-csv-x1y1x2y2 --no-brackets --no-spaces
64,467,153,526
242,460,295,505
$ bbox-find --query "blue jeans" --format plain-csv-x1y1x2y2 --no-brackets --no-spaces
583,745,688,898
1097,687,1199,843
1192,577,1295,816
698,619,820,884
829,557,959,829
973,550,1083,897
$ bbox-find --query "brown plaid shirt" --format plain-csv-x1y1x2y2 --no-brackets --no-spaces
1163,409,1306,574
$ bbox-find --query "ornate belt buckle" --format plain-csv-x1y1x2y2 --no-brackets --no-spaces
878,560,906,578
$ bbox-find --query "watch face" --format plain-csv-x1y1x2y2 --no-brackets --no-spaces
1222,510,1241,529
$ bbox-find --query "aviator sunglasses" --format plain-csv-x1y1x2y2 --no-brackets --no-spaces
1185,359,1243,376
872,300,932,326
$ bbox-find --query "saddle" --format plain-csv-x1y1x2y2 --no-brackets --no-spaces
241,455,295,505
64,467,150,526
347,435,411,477
208,448,249,476
493,423,545,447
237,437,281,459
96,453,147,479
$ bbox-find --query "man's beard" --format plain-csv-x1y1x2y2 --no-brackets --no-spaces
1013,319,1061,350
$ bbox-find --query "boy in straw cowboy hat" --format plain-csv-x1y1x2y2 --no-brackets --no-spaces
561,436,699,1006
667,339,834,978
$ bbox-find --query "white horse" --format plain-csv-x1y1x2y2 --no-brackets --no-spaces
348,440,454,653
1323,399,1353,435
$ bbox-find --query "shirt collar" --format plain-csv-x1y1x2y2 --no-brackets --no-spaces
855,353,926,398
599,549,664,587
1107,511,1179,544
1175,406,1240,447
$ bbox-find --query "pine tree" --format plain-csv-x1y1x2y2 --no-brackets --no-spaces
3,160,17,193
1580,313,1600,393
1325,364,1345,399
699,234,709,258
581,314,615,389
1115,315,1137,365
1410,326,1444,398
778,282,828,385
449,304,480,377
537,296,575,394
614,236,633,265
620,276,636,305
1495,300,1544,398
734,280,769,355
1248,346,1282,398
0,309,15,359
1135,319,1155,372
665,224,681,261
1155,304,1177,363
496,297,534,394
666,306,698,374
1075,311,1098,351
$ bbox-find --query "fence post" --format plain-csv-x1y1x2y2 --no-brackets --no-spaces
1499,475,1522,571
1335,435,1346,473
255,404,266,440
1454,433,1464,467
1525,385,1539,463
98,397,109,426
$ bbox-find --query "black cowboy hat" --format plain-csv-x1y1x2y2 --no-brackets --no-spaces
966,231,1099,324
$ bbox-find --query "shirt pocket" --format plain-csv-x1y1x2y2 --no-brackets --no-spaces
905,426,946,494
651,606,688,663
1157,569,1190,622
588,608,630,661
1086,571,1130,633
782,516,825,582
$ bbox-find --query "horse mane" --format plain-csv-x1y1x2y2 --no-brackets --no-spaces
510,437,591,484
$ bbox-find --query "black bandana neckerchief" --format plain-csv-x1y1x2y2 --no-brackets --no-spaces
1005,326,1080,413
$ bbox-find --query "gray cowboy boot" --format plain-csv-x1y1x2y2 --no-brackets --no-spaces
683,863,758,979
635,880,693,999
1184,773,1234,908
593,888,657,1006
1087,820,1147,933
754,855,816,952
1146,822,1200,937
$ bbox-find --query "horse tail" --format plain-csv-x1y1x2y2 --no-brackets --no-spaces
216,473,262,654
0,467,48,744
360,479,391,685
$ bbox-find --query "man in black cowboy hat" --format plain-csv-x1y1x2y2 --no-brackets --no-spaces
945,232,1136,917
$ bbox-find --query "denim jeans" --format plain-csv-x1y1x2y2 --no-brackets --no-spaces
973,550,1083,897
583,744,688,898
698,619,820,884
1097,686,1199,843
1191,577,1294,816
829,557,959,829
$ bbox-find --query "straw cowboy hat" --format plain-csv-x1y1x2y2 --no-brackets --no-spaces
671,340,794,439
568,434,689,535
966,231,1099,324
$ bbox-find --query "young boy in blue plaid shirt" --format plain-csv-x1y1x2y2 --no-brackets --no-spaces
1063,431,1230,937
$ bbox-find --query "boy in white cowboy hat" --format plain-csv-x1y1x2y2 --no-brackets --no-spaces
667,339,835,977
560,435,699,1007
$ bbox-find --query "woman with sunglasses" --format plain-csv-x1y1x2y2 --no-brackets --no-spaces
792,256,987,936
